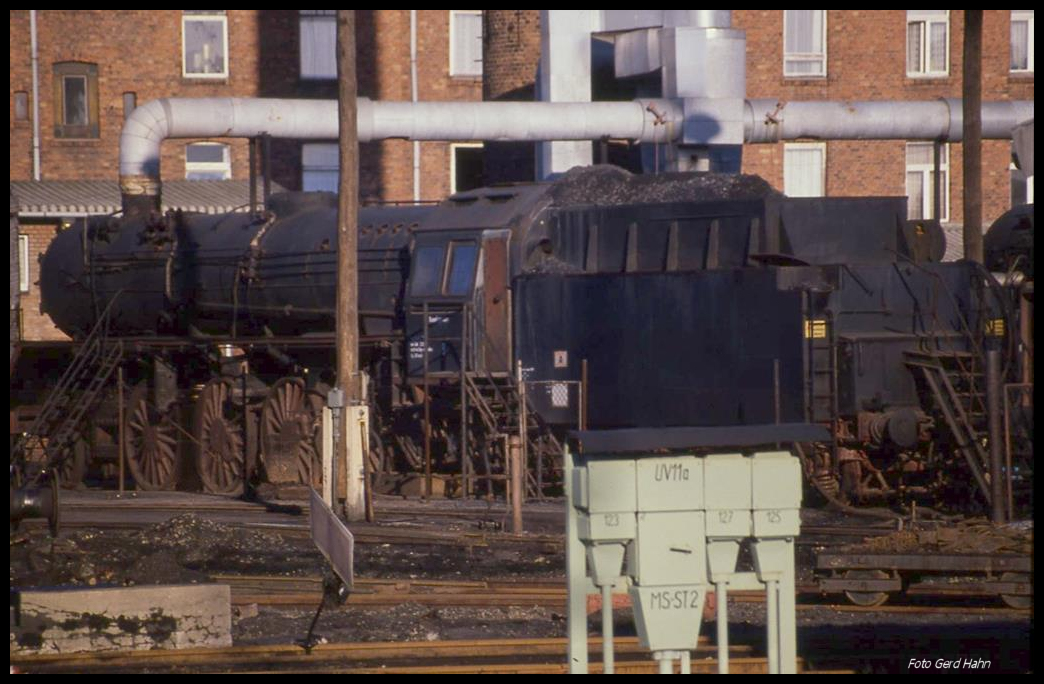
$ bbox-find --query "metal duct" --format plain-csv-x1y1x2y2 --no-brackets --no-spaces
119,95,1033,213
745,99,1034,144
358,98,680,143
119,96,682,213
119,98,337,214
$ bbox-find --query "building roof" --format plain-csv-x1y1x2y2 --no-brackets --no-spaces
10,180,286,217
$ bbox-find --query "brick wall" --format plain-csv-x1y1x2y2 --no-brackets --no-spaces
17,222,68,342
10,10,478,202
482,10,541,185
9,10,263,185
370,10,483,201
736,10,1034,227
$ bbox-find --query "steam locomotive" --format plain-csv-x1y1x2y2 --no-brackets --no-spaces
16,166,1033,509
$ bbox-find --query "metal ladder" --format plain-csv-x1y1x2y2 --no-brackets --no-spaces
12,294,124,478
462,321,564,498
905,349,992,506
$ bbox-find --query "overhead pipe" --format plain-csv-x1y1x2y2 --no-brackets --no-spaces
745,98,1034,144
119,95,1032,214
118,96,681,213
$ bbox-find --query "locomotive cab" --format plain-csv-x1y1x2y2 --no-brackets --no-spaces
405,230,492,380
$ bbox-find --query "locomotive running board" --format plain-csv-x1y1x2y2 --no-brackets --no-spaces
309,487,354,590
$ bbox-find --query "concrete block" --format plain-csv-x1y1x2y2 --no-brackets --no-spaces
11,584,232,654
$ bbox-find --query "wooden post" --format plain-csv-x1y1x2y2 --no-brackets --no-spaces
509,434,523,533
985,350,1005,524
962,10,983,264
337,10,364,521
117,365,125,493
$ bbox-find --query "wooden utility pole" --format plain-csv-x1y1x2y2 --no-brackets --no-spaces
337,10,365,521
962,10,983,264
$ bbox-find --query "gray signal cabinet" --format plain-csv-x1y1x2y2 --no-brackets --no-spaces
566,442,802,674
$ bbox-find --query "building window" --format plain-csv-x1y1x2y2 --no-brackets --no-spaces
1011,140,1034,207
123,92,137,121
450,10,483,77
783,10,826,78
784,143,826,197
450,143,484,194
19,235,30,293
907,10,949,78
300,10,337,80
906,143,949,221
302,143,339,192
14,91,29,122
183,11,228,78
52,62,99,138
185,142,231,180
1010,164,1034,207
1011,11,1034,73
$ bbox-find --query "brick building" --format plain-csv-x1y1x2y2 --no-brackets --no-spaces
10,10,484,200
479,10,1033,235
10,10,484,341
735,10,1034,240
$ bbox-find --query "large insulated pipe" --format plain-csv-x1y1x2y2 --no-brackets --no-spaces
119,97,681,214
745,99,1034,144
358,98,679,143
120,96,1033,213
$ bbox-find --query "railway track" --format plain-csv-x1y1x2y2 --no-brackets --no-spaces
9,636,826,674
51,491,899,548
213,574,1029,617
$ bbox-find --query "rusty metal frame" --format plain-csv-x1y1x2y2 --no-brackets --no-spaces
817,551,1030,574
1002,382,1033,521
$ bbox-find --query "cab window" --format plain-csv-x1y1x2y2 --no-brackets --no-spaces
410,245,445,296
445,241,478,296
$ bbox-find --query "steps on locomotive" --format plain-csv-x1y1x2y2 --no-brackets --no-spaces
904,348,996,504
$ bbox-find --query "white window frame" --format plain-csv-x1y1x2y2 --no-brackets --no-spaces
185,142,231,180
300,10,337,80
1011,10,1034,74
450,142,484,194
783,10,827,78
1010,160,1034,207
182,11,229,79
906,142,949,222
19,234,30,293
302,142,340,192
784,142,826,198
906,10,950,78
449,10,483,77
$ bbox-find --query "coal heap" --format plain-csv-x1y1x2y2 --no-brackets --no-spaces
548,165,782,207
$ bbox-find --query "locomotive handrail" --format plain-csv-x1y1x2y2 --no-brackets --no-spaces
893,255,995,428
12,290,125,480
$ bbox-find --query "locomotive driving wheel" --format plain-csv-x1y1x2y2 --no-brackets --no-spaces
195,377,245,495
260,378,323,488
124,383,180,491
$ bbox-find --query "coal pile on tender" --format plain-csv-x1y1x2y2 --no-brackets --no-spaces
548,164,782,207
842,518,1033,556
